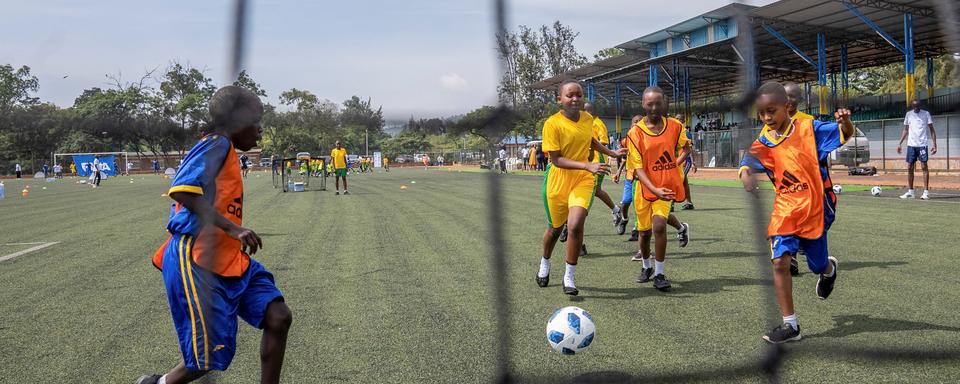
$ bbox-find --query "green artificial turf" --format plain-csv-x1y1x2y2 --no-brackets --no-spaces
0,169,957,383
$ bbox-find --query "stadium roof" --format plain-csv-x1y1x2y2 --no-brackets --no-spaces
533,0,959,101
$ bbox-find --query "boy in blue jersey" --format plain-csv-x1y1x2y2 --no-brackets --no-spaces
137,86,292,384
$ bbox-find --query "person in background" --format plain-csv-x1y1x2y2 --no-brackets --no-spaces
521,146,530,171
536,143,547,171
437,154,445,167
127,161,134,176
498,145,508,174
70,162,77,177
15,163,22,178
239,153,250,179
897,99,937,200
42,163,50,178
54,163,63,179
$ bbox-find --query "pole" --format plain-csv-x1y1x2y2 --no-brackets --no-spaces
365,129,369,156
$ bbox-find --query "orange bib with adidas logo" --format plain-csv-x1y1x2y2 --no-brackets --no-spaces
631,117,686,202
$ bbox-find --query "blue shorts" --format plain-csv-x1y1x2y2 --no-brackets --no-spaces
682,159,692,178
906,146,928,163
161,234,284,372
621,178,634,206
770,193,836,274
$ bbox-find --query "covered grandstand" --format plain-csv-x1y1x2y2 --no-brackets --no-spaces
532,0,960,169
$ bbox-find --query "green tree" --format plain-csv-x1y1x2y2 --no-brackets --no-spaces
233,70,267,97
159,62,216,132
593,47,624,63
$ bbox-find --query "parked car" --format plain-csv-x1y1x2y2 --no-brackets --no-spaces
835,127,870,167
395,155,414,164
260,158,272,167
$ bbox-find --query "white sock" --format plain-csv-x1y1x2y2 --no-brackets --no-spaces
783,314,798,330
923,189,929,194
158,375,167,384
907,189,915,194
538,257,551,278
654,261,665,276
642,258,652,269
564,263,576,287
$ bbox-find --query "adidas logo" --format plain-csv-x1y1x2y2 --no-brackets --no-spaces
652,150,678,171
777,170,809,194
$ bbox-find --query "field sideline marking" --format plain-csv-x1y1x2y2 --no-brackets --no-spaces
0,242,59,262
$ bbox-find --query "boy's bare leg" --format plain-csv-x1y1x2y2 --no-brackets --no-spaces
772,256,794,316
160,362,208,384
594,187,615,210
652,216,668,262
260,301,293,384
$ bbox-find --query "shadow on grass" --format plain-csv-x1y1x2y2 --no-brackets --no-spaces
809,314,960,339
671,250,760,260
840,260,908,271
578,276,768,300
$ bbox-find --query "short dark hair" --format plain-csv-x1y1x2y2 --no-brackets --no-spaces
558,79,582,93
756,81,787,103
208,85,263,132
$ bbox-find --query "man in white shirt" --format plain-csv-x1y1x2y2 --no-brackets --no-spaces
92,156,102,187
521,146,530,170
897,100,938,200
15,163,21,178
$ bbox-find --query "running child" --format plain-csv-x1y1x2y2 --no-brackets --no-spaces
612,115,643,238
536,80,626,296
331,140,349,195
739,81,852,343
627,87,691,290
783,82,813,276
136,86,292,384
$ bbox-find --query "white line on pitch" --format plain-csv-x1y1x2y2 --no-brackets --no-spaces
0,242,59,262
2,242,47,246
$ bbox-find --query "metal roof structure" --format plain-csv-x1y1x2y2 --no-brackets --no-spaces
533,0,959,106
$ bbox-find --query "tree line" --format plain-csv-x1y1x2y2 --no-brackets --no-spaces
0,63,390,174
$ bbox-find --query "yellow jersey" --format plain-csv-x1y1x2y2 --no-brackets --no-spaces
792,111,814,121
542,111,594,164
330,147,347,169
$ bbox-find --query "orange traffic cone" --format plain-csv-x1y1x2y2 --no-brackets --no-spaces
21,188,29,197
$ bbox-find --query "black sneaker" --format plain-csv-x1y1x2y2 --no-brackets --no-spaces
134,375,162,384
762,323,801,344
580,244,587,256
558,225,568,243
343,190,350,195
536,274,549,288
816,256,838,299
335,191,340,195
617,219,628,235
790,256,800,276
653,274,671,290
563,283,579,296
677,223,690,248
681,202,695,210
627,229,639,242
636,268,654,283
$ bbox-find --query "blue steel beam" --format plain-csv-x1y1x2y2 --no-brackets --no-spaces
649,64,658,87
761,23,816,69
842,1,906,54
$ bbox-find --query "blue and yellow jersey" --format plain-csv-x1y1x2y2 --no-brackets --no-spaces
739,116,847,239
792,110,814,121
153,134,250,277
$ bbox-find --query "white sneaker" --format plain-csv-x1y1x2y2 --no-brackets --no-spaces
920,190,929,200
899,190,914,199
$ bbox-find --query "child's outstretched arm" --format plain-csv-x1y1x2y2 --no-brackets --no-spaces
834,108,855,141
549,149,609,175
591,138,628,158
171,192,263,255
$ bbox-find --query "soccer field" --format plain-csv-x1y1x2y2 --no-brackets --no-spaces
1,169,958,383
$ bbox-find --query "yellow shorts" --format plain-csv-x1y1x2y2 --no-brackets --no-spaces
633,186,672,232
543,165,596,228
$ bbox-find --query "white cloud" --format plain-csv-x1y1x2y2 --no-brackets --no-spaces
440,73,468,91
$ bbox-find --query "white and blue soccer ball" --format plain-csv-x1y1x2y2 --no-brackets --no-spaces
833,185,842,194
546,306,596,355
871,186,882,197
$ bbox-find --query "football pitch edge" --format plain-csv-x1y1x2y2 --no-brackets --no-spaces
0,169,957,383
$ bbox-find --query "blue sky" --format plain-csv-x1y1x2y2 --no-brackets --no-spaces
2,0,773,120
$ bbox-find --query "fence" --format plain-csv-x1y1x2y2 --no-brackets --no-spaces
692,114,959,171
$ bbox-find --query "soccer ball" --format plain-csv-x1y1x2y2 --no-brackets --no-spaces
832,185,842,194
546,306,595,355
871,186,882,197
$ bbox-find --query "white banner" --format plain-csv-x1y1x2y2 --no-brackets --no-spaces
374,152,382,168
